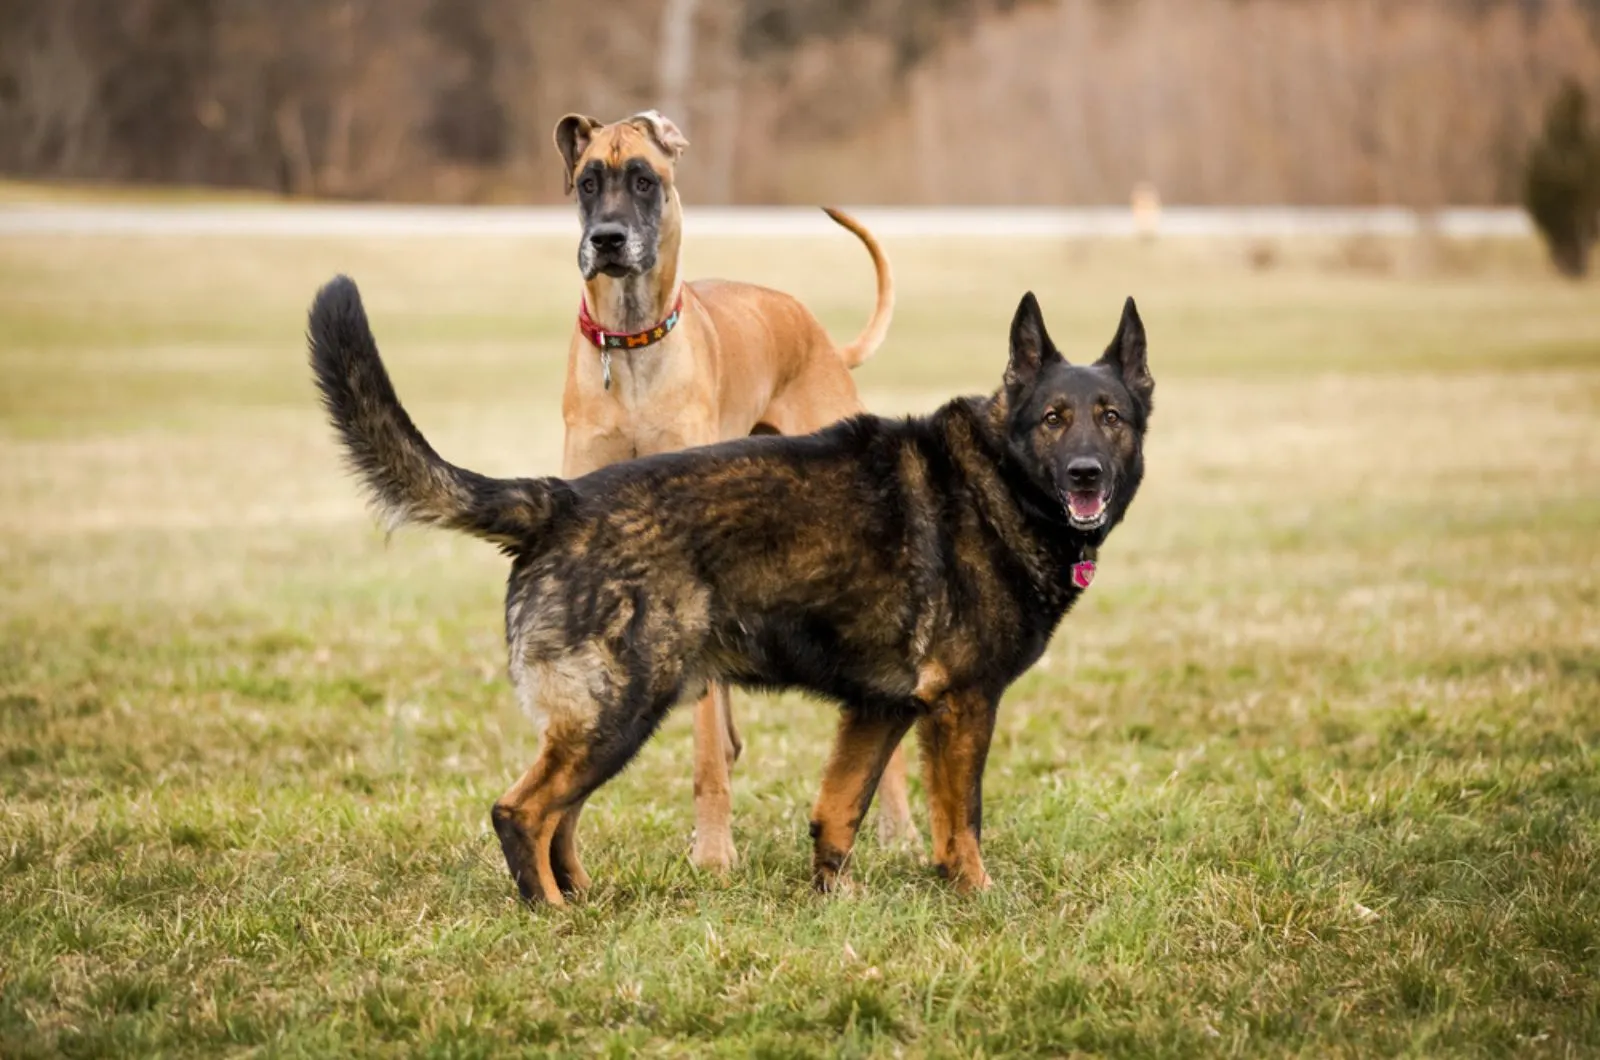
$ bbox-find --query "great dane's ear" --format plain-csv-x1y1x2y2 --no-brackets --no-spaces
554,114,604,194
1006,291,1064,391
1097,296,1153,408
628,110,689,160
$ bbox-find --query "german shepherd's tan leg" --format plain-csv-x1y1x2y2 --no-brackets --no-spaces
916,690,997,893
493,715,647,905
492,743,578,906
550,799,592,893
690,682,739,870
810,712,917,892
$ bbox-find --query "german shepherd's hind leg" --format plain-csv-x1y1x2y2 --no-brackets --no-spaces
690,682,739,872
550,799,592,893
916,690,997,893
810,711,917,892
491,745,567,905
492,712,654,906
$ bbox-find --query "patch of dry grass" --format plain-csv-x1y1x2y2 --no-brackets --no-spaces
1,226,1597,1056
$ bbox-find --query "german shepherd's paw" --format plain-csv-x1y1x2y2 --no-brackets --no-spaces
933,859,993,894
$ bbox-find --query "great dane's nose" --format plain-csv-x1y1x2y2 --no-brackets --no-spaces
588,225,627,254
1066,458,1103,487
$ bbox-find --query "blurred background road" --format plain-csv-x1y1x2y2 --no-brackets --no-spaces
0,204,1534,238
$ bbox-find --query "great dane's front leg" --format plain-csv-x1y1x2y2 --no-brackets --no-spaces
621,415,746,877
690,682,739,871
916,690,997,893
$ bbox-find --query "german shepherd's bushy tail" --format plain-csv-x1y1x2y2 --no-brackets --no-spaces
309,275,555,550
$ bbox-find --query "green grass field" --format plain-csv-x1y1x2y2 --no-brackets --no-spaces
2,224,1597,1058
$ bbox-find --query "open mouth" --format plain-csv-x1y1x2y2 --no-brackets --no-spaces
1062,488,1110,529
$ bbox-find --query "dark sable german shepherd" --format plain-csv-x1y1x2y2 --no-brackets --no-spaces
309,276,1152,904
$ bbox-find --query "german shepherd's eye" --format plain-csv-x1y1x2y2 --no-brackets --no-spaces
634,175,656,195
1102,409,1122,427
579,176,598,195
1042,409,1064,428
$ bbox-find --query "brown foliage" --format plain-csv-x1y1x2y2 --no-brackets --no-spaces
1,0,1598,204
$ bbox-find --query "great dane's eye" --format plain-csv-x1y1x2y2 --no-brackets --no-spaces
579,176,598,195
1042,409,1063,428
1102,409,1122,427
634,175,655,195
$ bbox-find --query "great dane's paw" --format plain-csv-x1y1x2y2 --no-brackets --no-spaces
875,809,922,849
689,829,738,873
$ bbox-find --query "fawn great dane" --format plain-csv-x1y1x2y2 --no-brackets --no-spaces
551,110,917,871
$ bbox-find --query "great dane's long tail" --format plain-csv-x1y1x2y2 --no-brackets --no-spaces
308,275,558,551
823,207,896,369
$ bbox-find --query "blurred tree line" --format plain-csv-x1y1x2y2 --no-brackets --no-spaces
1,0,1598,205
1524,78,1600,274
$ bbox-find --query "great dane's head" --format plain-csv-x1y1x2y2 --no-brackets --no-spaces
554,111,688,281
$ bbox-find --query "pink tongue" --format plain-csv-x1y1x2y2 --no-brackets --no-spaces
1068,491,1104,519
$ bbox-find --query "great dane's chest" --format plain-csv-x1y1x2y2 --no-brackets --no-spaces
562,329,722,470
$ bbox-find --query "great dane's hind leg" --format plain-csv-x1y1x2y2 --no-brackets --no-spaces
875,745,920,847
723,682,743,766
811,711,917,892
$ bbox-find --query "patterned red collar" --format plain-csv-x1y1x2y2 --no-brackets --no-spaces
577,291,684,351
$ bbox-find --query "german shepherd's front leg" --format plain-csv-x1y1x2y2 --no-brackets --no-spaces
810,712,917,892
916,690,997,893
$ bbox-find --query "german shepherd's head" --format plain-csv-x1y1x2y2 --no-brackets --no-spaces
554,111,688,281
1000,293,1153,534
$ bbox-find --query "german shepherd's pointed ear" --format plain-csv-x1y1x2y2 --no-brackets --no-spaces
1099,296,1153,408
628,110,690,160
554,114,604,194
1005,291,1064,391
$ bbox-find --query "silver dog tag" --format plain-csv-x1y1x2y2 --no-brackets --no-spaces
601,349,612,390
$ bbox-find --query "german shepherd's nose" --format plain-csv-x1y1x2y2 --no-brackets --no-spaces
588,225,627,254
1066,458,1104,487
